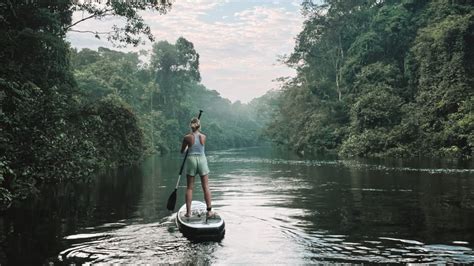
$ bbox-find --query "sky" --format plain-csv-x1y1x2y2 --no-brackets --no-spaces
67,0,306,103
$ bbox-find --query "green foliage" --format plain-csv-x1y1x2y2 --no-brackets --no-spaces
407,6,473,157
340,128,390,157
71,42,263,154
350,88,403,131
267,0,473,158
0,2,75,89
1,80,95,190
0,187,13,211
89,95,145,166
150,38,201,118
248,89,281,129
264,79,348,153
0,158,13,210
0,1,172,208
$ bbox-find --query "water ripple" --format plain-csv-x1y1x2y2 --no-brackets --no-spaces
59,217,220,264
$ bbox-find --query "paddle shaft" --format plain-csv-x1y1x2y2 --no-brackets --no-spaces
174,110,203,189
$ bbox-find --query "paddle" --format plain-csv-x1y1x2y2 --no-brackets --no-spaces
166,110,203,211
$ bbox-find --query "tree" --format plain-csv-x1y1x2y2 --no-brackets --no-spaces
267,0,473,158
0,0,173,208
150,37,200,118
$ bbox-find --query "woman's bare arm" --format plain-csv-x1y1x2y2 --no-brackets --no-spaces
181,136,189,154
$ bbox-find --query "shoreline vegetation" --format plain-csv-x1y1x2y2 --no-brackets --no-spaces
264,0,473,159
1,0,472,210
0,1,267,210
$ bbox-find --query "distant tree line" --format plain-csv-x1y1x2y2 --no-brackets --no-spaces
0,1,262,209
264,0,473,158
71,44,264,154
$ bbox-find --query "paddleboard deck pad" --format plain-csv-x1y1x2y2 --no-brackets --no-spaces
176,201,225,240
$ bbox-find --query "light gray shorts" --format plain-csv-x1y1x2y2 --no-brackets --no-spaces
185,155,210,177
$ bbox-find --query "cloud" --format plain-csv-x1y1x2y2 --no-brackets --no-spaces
67,1,304,103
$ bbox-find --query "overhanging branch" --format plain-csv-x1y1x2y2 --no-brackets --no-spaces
65,9,114,31
68,29,114,35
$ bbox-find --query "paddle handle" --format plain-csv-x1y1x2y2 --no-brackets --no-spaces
175,110,203,188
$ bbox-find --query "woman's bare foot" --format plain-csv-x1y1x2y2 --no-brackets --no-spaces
206,211,216,218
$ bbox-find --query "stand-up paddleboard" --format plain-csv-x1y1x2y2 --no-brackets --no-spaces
176,201,225,241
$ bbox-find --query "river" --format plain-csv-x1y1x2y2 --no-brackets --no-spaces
1,147,474,264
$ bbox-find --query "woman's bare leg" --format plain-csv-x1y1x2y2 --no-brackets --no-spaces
185,175,195,216
200,175,212,214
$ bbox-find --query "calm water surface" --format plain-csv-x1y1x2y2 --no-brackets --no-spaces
1,147,474,264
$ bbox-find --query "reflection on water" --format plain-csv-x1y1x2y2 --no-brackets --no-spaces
1,147,474,264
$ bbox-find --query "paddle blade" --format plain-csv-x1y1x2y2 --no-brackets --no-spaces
166,189,177,211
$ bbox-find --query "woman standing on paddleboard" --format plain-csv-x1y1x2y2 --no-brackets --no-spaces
180,117,214,218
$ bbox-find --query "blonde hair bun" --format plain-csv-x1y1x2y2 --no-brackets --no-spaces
190,117,200,131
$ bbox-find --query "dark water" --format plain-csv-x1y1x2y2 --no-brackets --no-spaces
1,147,474,264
